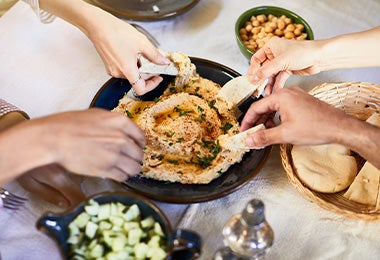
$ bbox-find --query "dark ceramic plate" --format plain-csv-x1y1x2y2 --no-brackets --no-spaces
89,0,200,21
90,57,272,203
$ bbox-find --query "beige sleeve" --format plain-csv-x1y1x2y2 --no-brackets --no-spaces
22,0,55,23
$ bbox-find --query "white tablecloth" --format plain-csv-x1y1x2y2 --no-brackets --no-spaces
0,0,380,259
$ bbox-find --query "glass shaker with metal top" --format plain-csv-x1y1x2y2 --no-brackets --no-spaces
214,199,274,260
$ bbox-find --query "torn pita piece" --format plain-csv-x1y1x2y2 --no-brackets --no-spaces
138,55,178,76
218,124,265,151
216,76,267,109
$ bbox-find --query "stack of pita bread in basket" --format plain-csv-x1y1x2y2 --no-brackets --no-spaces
280,82,380,220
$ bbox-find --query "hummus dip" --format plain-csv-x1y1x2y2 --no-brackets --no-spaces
113,52,251,184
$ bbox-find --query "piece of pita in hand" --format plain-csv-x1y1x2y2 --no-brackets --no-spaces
292,144,357,193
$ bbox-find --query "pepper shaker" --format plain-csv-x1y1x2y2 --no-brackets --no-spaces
214,199,274,259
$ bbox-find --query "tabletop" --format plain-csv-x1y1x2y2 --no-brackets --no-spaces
1,0,380,259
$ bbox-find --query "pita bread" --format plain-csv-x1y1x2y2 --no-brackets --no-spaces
343,112,380,206
292,144,357,193
343,161,380,206
218,124,265,151
216,76,267,109
138,55,178,76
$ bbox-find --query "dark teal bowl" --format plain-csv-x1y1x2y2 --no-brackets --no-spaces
235,6,314,60
37,191,201,259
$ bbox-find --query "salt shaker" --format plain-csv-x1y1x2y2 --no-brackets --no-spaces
216,199,274,259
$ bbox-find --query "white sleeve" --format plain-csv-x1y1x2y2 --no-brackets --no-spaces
22,0,55,23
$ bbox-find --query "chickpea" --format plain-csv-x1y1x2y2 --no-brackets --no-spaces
239,28,247,34
284,31,295,39
252,20,260,27
285,24,295,32
264,25,273,33
251,27,261,35
269,21,277,30
257,31,266,39
256,14,267,23
274,29,284,36
296,23,305,31
294,28,302,36
239,13,308,53
240,34,249,41
245,24,253,31
277,19,285,30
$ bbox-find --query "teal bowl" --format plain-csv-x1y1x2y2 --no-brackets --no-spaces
235,6,314,60
37,191,201,259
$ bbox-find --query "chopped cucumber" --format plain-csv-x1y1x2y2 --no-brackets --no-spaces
67,200,167,260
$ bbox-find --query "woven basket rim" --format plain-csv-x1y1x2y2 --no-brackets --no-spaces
281,81,380,221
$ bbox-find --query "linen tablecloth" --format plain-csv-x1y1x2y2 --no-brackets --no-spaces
0,0,380,259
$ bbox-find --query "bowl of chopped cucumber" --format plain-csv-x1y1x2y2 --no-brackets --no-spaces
37,191,201,260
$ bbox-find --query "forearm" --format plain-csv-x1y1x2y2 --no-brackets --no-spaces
333,116,380,169
38,0,106,38
0,122,55,185
317,26,380,71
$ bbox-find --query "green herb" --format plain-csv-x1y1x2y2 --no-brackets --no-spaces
176,137,185,143
153,97,159,103
167,159,179,165
220,122,233,132
197,106,204,112
164,131,175,137
125,110,133,118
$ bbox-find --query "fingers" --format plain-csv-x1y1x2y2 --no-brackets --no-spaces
143,75,164,93
121,119,146,149
273,71,291,91
240,94,279,131
141,47,170,66
245,126,284,148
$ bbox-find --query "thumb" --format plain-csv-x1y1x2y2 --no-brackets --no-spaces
256,58,286,82
245,127,283,148
142,48,170,65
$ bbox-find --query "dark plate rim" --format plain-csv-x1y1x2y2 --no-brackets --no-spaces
89,0,201,21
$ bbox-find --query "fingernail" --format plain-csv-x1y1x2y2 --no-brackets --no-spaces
246,136,255,147
248,75,260,83
160,56,170,65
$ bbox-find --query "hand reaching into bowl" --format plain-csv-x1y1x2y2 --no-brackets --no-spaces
247,26,380,95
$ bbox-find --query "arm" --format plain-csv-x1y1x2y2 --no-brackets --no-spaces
0,109,145,185
241,87,380,168
30,0,170,95
248,26,380,94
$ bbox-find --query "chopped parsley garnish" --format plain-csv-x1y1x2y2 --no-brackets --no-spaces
220,122,233,132
167,159,179,165
125,110,133,118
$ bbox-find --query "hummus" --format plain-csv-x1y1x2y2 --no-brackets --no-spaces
113,52,250,184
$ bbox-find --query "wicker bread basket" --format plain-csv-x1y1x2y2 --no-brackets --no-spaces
280,82,380,221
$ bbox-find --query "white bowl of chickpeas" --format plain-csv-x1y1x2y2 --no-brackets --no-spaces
235,6,314,60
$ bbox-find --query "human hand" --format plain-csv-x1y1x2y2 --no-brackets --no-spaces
9,108,145,182
17,164,85,208
84,9,170,95
240,86,351,147
248,37,322,95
